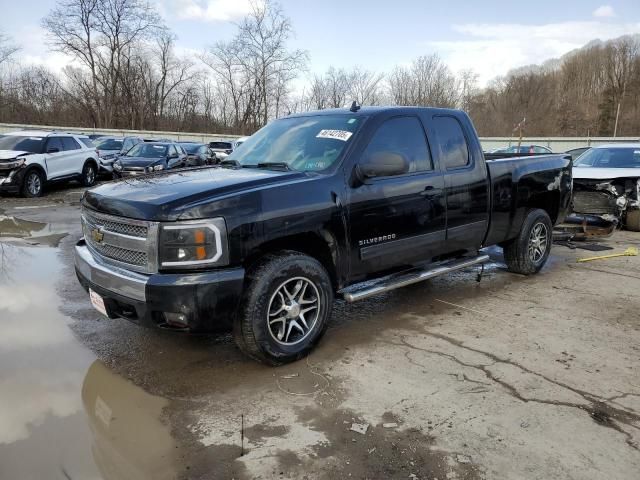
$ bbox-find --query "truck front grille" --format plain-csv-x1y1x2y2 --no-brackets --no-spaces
572,191,618,215
81,207,159,273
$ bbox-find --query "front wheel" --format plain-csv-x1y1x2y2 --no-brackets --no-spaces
503,209,553,275
234,251,333,365
22,169,44,197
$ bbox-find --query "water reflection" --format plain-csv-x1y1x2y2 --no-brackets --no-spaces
81,361,177,480
0,247,100,479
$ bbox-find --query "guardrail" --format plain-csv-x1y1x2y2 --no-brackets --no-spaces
0,123,637,151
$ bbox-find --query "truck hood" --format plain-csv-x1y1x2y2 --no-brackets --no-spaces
573,167,640,180
0,150,31,160
83,166,306,220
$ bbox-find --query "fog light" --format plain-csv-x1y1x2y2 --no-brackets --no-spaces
163,312,188,328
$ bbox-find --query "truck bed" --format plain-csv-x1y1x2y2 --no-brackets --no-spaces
484,154,572,246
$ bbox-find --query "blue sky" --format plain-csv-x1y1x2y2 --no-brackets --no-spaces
2,0,639,86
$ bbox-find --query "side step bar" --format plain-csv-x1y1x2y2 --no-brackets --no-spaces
340,254,490,303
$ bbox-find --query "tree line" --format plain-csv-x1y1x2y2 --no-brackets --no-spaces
0,0,639,137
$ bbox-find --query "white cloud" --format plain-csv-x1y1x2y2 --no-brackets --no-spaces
167,0,257,22
592,5,616,18
431,20,640,86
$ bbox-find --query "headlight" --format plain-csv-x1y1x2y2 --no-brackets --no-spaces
113,162,122,171
158,218,228,269
0,158,26,170
152,164,164,171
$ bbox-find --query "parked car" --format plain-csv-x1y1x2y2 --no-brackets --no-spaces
178,142,216,166
565,146,591,161
112,142,188,178
75,106,571,365
492,145,552,154
208,140,234,160
566,144,640,232
94,136,124,174
0,131,99,197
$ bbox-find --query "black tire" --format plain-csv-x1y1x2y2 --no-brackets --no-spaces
21,169,44,198
81,161,97,187
503,209,553,275
234,251,333,365
625,210,640,232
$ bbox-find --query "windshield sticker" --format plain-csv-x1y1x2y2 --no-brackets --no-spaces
316,129,353,141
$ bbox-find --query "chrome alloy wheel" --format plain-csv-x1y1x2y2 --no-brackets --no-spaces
267,277,320,346
27,172,42,196
528,222,548,263
85,165,95,184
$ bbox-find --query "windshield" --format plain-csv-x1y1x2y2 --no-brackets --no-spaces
574,147,640,168
96,138,123,150
181,144,202,154
227,115,362,172
125,143,168,158
0,135,45,153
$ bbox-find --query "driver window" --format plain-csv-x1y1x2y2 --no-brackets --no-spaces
361,117,432,175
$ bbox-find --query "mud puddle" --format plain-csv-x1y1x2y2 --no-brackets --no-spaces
0,245,181,480
0,214,68,247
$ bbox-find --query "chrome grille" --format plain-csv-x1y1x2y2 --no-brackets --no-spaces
81,207,159,274
83,209,148,238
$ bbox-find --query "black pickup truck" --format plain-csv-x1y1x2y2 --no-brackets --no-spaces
75,106,572,364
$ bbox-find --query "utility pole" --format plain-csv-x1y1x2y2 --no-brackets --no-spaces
613,102,621,138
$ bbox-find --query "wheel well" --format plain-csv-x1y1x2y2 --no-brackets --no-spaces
524,191,559,224
84,158,98,170
244,233,338,289
23,164,47,181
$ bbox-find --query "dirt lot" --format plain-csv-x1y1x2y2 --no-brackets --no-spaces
0,192,639,480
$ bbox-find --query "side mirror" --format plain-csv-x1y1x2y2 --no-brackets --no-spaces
357,151,409,180
47,147,60,153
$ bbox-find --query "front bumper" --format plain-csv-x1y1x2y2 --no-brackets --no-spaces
74,240,245,332
0,167,26,194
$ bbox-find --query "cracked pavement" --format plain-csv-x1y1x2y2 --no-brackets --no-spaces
0,197,639,479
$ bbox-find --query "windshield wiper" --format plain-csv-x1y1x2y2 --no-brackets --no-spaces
257,162,291,171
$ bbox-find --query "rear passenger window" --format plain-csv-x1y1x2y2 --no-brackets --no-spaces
61,137,81,151
362,116,432,174
79,138,94,148
434,116,470,169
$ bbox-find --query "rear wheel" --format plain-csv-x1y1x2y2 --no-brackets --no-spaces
81,161,97,187
503,209,552,275
234,251,333,365
22,169,44,198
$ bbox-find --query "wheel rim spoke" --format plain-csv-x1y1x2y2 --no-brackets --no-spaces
267,277,321,346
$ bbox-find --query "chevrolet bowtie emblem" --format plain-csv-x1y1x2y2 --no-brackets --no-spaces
91,228,104,243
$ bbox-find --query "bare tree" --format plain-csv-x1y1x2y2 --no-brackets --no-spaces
0,31,19,66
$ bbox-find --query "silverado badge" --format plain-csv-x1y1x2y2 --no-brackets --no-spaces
91,228,104,243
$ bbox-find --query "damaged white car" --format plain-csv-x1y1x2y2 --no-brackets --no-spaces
566,144,640,235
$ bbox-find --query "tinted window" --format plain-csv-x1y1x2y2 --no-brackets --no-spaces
434,116,469,169
46,137,64,153
79,138,95,148
574,147,640,168
96,138,122,150
61,137,81,151
361,116,432,174
0,135,45,153
534,146,550,153
125,143,168,158
210,142,233,149
181,143,201,154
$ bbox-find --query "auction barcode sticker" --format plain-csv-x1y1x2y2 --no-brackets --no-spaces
316,129,353,141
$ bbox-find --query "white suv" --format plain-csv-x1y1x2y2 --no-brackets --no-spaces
0,131,99,197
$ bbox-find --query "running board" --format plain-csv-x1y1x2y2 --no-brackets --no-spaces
340,255,490,302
